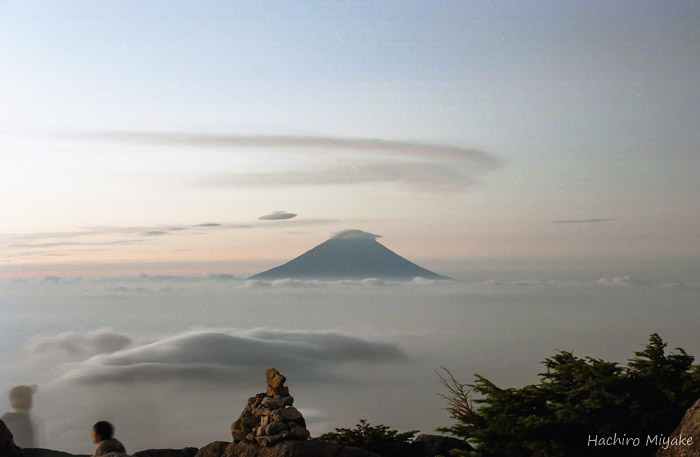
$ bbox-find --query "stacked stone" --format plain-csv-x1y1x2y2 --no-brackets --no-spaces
231,368,311,447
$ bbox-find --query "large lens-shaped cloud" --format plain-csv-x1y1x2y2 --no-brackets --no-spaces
90,132,502,193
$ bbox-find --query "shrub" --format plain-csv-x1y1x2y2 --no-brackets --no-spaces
318,419,418,456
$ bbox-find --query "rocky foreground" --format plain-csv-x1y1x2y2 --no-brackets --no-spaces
654,398,700,457
2,370,697,457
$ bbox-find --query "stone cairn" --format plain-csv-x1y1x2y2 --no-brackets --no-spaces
231,368,311,447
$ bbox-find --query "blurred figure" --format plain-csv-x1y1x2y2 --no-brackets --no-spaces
1,385,38,448
92,420,126,456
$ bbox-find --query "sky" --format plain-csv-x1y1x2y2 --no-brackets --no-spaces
0,0,698,278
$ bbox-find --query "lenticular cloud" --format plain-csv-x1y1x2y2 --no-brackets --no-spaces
258,211,297,220
91,132,502,193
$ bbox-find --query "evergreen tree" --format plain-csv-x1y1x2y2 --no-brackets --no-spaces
438,334,700,457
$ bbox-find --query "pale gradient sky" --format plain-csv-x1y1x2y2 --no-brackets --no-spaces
1,1,698,277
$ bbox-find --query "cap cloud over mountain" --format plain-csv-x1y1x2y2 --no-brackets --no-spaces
250,230,451,281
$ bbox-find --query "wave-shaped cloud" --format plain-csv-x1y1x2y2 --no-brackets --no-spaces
28,328,133,363
52,328,405,385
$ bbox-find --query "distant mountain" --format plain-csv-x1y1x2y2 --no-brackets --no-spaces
250,230,452,281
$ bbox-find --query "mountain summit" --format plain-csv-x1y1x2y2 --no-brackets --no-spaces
250,230,451,281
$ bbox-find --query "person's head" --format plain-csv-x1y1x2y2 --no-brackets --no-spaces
92,421,115,444
9,385,36,410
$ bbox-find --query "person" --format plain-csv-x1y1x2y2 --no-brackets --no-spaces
92,420,126,456
1,385,38,448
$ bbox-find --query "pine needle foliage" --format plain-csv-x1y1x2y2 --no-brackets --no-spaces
438,334,700,457
318,419,418,456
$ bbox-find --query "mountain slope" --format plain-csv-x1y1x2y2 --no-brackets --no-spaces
250,230,451,281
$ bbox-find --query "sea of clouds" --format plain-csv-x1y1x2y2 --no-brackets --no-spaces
1,274,698,454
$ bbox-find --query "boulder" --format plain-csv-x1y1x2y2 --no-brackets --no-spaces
224,439,380,457
132,448,199,457
410,434,472,457
195,441,231,457
655,399,700,457
20,450,89,457
0,419,23,457
21,447,198,457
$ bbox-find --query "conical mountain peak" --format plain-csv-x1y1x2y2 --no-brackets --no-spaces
250,230,451,281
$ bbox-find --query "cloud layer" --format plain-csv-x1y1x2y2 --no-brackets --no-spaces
50,328,405,385
29,328,133,363
94,133,501,166
0,219,336,264
90,132,502,193
554,218,615,224
594,275,650,287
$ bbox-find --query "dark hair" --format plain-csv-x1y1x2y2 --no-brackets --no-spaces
93,421,115,440
9,385,36,409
